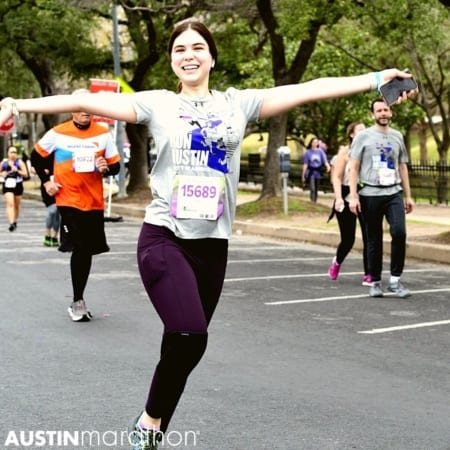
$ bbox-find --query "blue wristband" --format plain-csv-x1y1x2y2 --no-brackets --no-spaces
374,72,381,92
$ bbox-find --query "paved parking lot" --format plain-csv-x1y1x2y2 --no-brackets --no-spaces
1,199,449,449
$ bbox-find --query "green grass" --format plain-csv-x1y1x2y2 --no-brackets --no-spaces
236,195,329,218
409,132,443,162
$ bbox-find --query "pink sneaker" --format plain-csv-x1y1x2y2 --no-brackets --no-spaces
362,274,373,286
328,258,341,280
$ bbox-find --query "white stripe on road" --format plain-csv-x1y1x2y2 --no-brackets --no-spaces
264,287,450,305
265,293,368,305
226,268,440,283
228,257,331,263
226,273,329,282
358,320,450,334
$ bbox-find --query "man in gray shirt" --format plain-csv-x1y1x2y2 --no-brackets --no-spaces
348,98,414,298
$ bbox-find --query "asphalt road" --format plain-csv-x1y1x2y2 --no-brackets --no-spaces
1,200,449,450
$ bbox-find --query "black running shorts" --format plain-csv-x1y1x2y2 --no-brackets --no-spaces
58,206,109,255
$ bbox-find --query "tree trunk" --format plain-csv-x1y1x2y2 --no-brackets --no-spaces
418,119,428,165
256,0,325,199
18,52,61,131
436,160,448,205
260,114,288,198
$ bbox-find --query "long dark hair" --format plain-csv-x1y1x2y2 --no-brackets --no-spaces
306,137,318,149
346,122,364,143
168,19,218,92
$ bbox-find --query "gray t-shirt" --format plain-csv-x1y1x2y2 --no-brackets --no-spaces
349,126,408,197
130,88,263,239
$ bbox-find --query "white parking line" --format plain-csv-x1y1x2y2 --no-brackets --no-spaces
225,268,440,283
358,320,450,334
228,257,331,263
264,287,450,305
265,293,368,305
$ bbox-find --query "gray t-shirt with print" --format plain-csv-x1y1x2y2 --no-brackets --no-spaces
349,126,408,197
130,88,263,239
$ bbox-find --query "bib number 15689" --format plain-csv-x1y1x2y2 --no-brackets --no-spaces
172,175,224,220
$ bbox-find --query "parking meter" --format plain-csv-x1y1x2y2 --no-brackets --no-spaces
278,146,291,174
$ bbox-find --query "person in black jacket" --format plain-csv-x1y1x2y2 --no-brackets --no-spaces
37,153,60,247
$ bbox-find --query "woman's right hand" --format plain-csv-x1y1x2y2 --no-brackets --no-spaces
0,100,14,126
334,198,345,213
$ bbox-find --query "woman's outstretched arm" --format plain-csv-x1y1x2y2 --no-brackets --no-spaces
259,69,416,119
0,92,138,125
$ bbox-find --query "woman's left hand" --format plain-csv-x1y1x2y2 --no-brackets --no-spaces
379,69,419,101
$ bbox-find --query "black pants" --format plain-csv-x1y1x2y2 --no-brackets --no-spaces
335,203,369,274
308,176,320,202
58,207,109,302
359,192,406,282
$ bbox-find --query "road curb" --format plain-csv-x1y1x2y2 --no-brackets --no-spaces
233,220,450,265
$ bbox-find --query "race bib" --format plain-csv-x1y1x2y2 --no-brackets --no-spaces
378,167,396,186
5,177,17,188
171,175,224,220
73,149,96,173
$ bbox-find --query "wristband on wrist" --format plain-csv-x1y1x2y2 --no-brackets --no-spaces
3,99,19,118
374,72,381,92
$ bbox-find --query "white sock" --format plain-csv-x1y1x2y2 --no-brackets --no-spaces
139,413,160,431
390,275,400,284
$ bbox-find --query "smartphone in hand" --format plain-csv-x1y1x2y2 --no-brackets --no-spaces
379,70,418,106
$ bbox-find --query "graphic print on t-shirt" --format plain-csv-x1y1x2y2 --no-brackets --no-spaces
374,141,396,186
173,110,239,174
377,142,395,169
170,109,237,220
309,152,322,169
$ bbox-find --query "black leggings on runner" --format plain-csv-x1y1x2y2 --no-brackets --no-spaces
335,203,369,273
137,223,228,432
71,251,92,301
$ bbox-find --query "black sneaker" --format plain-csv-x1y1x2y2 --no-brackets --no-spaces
8,224,15,232
128,413,162,450
51,237,59,247
44,235,52,246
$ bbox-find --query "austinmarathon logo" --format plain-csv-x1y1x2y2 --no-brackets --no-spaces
3,428,199,448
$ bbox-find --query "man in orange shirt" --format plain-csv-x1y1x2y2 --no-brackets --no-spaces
31,89,120,322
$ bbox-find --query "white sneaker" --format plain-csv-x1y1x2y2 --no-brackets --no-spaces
388,281,411,298
369,282,384,298
68,299,92,322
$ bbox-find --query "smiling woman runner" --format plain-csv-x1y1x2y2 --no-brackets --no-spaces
0,17,417,450
1,145,28,231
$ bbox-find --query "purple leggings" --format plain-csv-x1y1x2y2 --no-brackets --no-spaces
137,223,228,431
